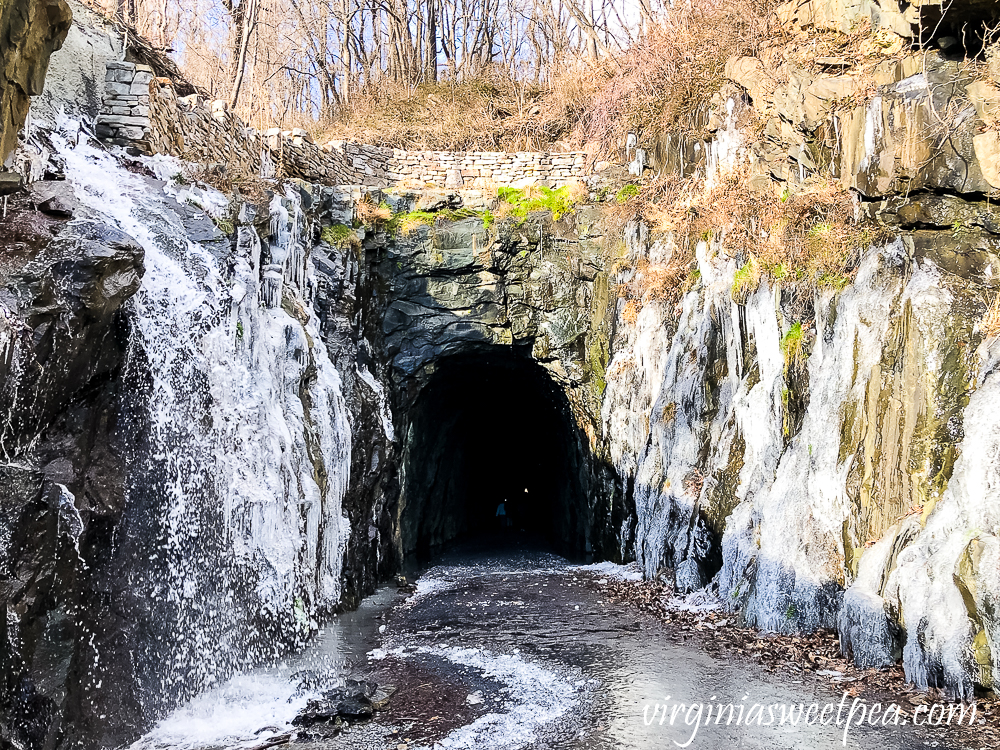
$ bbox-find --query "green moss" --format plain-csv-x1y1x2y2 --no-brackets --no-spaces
781,322,805,371
681,267,701,294
615,184,640,203
390,207,487,235
594,186,613,202
321,223,357,248
496,185,579,222
731,259,759,304
817,271,852,290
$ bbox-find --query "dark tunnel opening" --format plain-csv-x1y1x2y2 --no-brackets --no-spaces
399,348,591,563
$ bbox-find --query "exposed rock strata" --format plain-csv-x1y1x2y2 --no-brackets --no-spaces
4,3,1000,747
0,0,72,163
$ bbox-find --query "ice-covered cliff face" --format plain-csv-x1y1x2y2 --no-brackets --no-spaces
1,124,356,744
601,212,998,699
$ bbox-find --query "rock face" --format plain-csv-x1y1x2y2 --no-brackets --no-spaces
1,198,144,748
367,190,622,562
0,0,72,163
28,1,122,127
612,0,1000,703
5,4,1000,747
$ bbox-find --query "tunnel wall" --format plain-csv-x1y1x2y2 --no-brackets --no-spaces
366,191,626,567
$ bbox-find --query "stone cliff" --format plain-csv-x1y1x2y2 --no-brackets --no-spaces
0,0,71,166
2,1,1000,747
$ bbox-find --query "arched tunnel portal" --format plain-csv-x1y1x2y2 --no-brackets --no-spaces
397,347,593,562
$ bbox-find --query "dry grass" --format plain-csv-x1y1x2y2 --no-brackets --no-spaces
702,176,869,289
610,171,889,317
577,0,778,150
984,292,1000,339
615,250,697,316
315,63,601,152
355,197,393,227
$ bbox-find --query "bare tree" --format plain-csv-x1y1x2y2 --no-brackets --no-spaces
95,0,664,129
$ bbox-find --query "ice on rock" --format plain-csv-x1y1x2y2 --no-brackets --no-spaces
53,129,352,704
879,341,1000,699
606,208,999,694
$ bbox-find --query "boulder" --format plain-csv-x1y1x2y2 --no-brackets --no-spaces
967,80,1000,128
973,131,1000,190
292,680,378,726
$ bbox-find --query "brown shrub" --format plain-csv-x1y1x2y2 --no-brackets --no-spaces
356,197,392,227
984,292,1000,339
576,0,778,150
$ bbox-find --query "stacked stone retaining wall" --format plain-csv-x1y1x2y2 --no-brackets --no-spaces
98,61,589,189
96,61,153,145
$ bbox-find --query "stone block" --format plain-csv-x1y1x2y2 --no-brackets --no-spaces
98,114,149,127
106,82,131,96
118,125,146,140
131,82,151,95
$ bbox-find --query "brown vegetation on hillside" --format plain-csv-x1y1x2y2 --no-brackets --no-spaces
609,171,891,316
578,0,778,150
311,66,601,151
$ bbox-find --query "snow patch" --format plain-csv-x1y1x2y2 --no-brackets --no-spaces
574,561,644,582
415,645,577,750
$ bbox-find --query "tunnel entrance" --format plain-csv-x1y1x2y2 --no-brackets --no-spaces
398,348,591,562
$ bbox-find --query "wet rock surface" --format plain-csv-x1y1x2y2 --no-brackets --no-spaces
0,198,145,748
293,680,378,726
291,543,969,750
